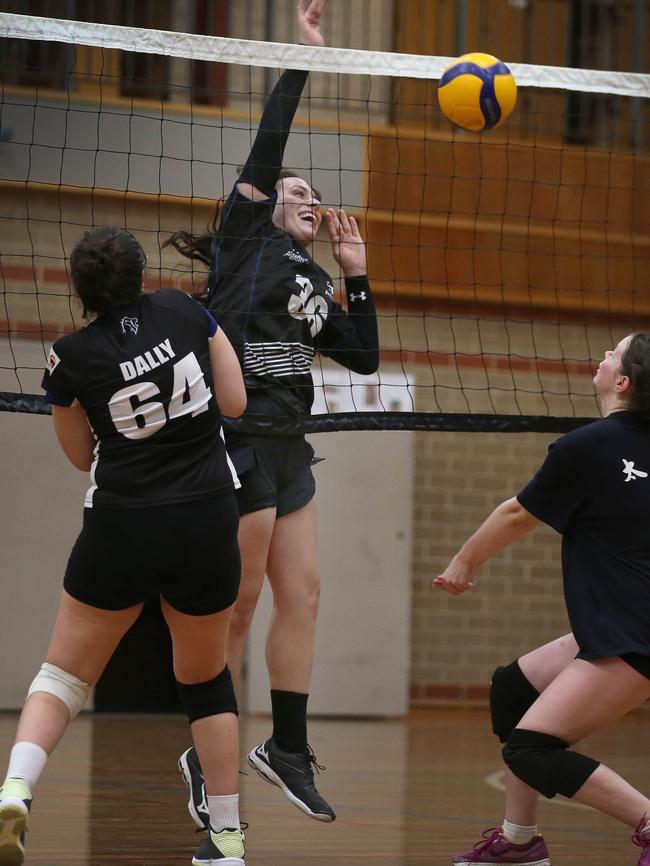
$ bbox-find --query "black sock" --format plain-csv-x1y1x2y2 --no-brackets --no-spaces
270,690,308,753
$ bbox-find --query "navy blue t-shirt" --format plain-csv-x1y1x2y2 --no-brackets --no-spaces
517,411,650,659
42,289,239,509
206,186,377,417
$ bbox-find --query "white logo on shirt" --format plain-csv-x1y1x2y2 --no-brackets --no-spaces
284,249,309,264
121,316,139,336
46,346,61,372
288,275,328,338
622,458,648,482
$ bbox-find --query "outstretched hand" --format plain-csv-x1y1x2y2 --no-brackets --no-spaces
297,0,327,47
432,555,478,596
326,208,367,277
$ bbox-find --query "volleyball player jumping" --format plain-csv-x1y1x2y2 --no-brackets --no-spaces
168,0,378,826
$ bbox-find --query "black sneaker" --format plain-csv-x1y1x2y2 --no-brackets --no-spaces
247,738,335,822
192,827,245,865
178,747,209,831
0,778,32,866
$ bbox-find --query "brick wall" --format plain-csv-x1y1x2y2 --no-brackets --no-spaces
410,427,571,705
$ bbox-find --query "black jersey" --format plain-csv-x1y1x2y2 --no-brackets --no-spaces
517,411,650,659
206,187,377,417
42,289,239,509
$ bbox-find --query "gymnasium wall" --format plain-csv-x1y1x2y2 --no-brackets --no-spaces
1,178,622,710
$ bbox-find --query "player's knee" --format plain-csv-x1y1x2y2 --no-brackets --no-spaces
502,728,599,799
273,576,320,619
490,659,540,742
176,665,238,723
27,662,89,720
229,600,257,639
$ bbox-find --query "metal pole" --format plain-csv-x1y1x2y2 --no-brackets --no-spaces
455,0,467,57
631,0,645,153
264,0,276,95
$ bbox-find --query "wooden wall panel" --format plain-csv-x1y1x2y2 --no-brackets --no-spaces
364,129,650,318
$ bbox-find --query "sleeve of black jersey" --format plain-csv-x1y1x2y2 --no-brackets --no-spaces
41,341,77,407
316,276,379,375
239,69,309,196
516,437,587,534
157,288,218,338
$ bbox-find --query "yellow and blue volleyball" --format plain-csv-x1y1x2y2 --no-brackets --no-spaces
437,52,517,132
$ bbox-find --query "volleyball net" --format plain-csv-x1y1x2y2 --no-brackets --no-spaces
1,12,649,433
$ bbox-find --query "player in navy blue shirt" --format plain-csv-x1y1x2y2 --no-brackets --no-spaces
167,0,378,826
435,333,650,866
0,226,249,866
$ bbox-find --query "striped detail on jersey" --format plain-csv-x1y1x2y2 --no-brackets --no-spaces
243,341,315,378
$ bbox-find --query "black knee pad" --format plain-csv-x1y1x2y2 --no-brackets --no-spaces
176,666,238,723
490,660,539,742
502,728,600,799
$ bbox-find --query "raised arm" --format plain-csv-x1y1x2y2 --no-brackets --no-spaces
237,0,327,202
316,209,378,374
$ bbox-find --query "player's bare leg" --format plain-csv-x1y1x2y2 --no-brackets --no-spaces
227,507,277,692
1,592,142,866
247,500,334,822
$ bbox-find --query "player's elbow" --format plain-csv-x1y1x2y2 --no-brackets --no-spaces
351,350,379,375
219,388,247,419
67,451,93,472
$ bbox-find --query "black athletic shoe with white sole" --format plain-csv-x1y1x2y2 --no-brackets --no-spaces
247,738,335,822
178,747,210,831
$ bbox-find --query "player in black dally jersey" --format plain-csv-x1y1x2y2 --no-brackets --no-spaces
0,227,248,866
167,0,378,827
435,334,650,866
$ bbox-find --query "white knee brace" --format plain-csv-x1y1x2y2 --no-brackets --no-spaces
27,663,89,719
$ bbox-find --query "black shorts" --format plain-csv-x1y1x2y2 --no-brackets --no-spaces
620,652,650,679
226,433,317,518
64,494,240,615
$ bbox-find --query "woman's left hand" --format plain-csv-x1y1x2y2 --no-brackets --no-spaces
326,208,367,277
297,0,327,47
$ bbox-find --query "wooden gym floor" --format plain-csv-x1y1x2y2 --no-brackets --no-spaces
0,707,648,865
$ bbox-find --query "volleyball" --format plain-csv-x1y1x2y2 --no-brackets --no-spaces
437,52,517,132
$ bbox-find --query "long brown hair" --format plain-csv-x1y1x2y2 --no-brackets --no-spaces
620,333,650,418
163,170,319,272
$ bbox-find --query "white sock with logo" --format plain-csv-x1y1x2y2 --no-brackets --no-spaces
207,793,240,833
4,742,48,792
502,819,538,845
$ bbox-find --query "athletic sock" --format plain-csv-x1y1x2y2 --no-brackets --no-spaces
502,819,538,845
640,818,650,838
4,742,48,792
207,793,240,833
270,689,308,753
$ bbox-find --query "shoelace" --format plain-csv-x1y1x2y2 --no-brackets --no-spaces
468,828,503,855
306,744,326,774
632,814,650,849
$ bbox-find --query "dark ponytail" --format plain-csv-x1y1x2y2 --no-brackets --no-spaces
163,172,320,279
620,333,650,419
163,206,222,273
70,226,145,317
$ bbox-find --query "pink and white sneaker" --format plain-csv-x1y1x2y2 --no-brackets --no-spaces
632,816,650,866
452,827,551,866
